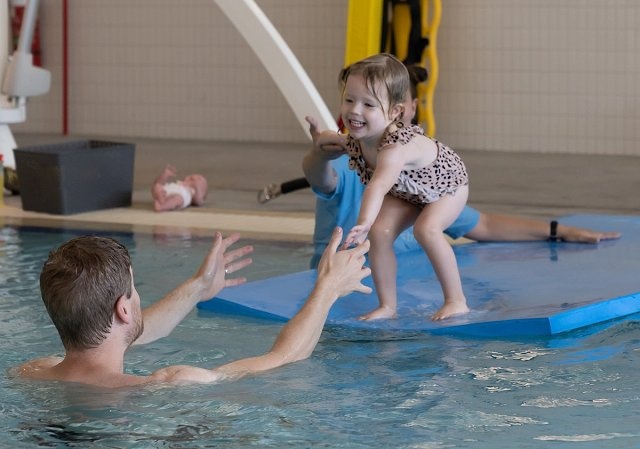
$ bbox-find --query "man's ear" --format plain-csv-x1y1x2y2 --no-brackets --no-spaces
114,295,132,324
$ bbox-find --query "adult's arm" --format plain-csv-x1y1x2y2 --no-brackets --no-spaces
302,116,347,195
135,232,253,345
153,227,372,383
216,228,370,377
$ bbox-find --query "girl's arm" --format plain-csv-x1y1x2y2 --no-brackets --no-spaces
344,146,406,246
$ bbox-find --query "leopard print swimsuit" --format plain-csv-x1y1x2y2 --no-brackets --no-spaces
346,124,468,207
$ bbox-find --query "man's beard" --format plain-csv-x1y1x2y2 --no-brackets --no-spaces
126,307,144,346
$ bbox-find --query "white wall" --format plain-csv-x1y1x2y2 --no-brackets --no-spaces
14,0,640,156
435,0,640,156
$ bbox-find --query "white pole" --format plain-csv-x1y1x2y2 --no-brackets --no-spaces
214,0,338,136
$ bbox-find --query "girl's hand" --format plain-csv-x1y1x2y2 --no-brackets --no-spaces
342,225,370,249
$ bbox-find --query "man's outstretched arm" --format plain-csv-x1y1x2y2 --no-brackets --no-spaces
136,232,253,345
152,227,371,384
214,227,371,378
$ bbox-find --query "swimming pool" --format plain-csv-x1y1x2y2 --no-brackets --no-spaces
2,224,640,448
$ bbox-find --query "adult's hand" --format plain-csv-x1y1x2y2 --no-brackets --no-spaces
316,227,372,299
193,232,254,302
137,232,253,345
306,115,347,160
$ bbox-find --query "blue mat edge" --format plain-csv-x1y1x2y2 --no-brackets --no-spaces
200,293,640,337
428,292,640,337
549,292,640,334
197,286,640,339
199,298,289,322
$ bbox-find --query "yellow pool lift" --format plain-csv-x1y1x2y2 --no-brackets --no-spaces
344,0,441,137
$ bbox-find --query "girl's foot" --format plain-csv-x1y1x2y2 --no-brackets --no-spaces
431,301,469,321
358,306,397,321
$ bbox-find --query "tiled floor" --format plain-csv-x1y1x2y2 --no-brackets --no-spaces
2,133,638,241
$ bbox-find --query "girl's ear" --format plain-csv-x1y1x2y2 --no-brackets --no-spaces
390,103,405,121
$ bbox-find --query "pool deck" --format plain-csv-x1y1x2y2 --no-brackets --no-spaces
1,133,638,240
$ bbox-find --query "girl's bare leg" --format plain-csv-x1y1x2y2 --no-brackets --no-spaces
414,186,470,320
360,196,418,320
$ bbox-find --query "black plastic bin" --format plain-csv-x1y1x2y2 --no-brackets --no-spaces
14,140,135,215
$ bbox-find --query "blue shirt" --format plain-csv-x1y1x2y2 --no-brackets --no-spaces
310,156,480,268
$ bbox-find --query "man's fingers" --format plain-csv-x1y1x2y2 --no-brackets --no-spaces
341,239,369,255
208,231,224,257
224,245,254,264
327,227,343,253
220,232,242,251
224,256,253,275
340,234,354,250
340,263,372,297
353,239,370,256
225,277,247,287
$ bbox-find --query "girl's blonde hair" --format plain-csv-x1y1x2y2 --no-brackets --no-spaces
339,53,410,117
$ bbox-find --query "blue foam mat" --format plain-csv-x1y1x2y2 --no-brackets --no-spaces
198,214,640,337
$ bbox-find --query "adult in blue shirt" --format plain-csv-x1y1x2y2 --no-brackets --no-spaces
303,118,621,268
303,63,619,267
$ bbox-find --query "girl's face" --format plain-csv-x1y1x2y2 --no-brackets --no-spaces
340,74,401,143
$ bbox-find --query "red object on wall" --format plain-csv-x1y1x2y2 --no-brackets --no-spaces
11,4,42,67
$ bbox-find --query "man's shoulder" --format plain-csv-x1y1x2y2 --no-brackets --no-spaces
12,356,152,388
12,356,63,378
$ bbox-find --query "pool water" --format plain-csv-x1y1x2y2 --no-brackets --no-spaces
2,225,640,448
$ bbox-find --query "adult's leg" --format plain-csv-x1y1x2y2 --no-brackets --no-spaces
466,213,621,243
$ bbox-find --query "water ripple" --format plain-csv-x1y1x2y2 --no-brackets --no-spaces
522,396,612,408
535,432,640,442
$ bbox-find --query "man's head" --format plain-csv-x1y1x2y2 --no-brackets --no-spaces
40,236,142,350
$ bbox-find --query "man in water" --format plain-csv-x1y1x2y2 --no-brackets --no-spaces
14,228,371,387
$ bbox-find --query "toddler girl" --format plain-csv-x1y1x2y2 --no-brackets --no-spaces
340,53,469,321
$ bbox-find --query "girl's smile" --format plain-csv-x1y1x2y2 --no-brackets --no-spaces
340,74,394,143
